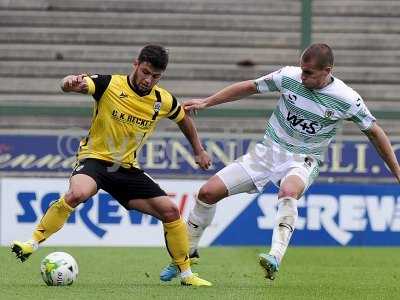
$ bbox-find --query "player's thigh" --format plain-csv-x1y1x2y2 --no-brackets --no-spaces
66,159,103,206
278,158,319,199
213,162,257,197
126,196,179,223
105,169,176,221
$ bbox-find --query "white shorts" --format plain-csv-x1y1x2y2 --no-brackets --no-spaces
216,141,320,196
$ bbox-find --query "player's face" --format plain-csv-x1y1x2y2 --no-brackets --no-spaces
132,61,164,93
300,59,331,90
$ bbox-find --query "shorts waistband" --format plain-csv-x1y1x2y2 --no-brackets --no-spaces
82,158,141,172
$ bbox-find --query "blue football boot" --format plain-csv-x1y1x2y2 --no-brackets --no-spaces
258,253,279,281
160,250,200,282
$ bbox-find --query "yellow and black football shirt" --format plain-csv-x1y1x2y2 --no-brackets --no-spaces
77,74,185,168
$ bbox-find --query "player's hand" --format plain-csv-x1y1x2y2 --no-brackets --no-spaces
195,149,212,170
183,99,207,116
61,74,88,93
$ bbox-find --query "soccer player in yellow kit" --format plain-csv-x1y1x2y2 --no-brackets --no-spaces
11,44,212,286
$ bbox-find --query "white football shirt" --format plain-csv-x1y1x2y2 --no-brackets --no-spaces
254,66,376,162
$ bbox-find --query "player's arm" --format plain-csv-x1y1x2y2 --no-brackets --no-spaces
60,74,111,101
177,114,211,170
183,80,257,112
364,122,400,183
60,74,89,94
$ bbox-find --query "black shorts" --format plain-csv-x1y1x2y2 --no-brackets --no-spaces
71,158,167,208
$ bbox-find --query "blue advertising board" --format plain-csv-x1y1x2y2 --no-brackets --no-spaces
213,183,400,246
0,133,399,179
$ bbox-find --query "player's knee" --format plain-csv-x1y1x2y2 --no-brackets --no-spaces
64,189,88,207
160,205,180,223
198,185,219,204
278,188,300,199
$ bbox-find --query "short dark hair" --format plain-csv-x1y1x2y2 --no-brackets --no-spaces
138,44,169,70
301,43,334,69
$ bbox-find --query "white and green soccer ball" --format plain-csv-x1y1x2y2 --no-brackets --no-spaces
40,252,79,286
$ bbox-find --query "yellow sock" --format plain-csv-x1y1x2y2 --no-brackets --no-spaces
163,218,191,272
32,196,74,243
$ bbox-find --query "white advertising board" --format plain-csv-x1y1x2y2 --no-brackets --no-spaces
0,178,254,246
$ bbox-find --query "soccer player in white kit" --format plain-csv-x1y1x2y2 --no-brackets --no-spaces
160,43,400,281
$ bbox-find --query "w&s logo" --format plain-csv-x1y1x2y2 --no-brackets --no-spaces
286,111,323,135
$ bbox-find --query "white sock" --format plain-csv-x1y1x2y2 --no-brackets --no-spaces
180,269,193,279
187,197,216,255
269,197,298,264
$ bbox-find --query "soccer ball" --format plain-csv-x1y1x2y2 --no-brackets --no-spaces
40,252,79,286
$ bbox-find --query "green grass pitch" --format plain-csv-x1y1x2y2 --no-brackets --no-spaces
1,246,399,300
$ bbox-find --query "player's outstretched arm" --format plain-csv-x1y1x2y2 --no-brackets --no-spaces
364,122,400,183
183,80,257,114
60,74,89,94
177,114,211,170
